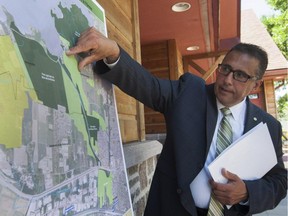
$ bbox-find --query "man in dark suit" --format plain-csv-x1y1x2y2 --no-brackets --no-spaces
67,27,287,216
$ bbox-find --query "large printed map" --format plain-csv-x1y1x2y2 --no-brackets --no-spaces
0,0,133,215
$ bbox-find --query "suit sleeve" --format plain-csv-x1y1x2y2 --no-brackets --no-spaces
243,119,287,215
93,47,197,114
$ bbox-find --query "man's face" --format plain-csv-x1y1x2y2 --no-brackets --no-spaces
214,51,263,107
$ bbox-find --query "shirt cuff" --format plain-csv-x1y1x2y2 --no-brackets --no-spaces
239,199,249,206
103,57,120,69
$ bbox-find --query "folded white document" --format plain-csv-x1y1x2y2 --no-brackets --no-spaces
208,122,277,184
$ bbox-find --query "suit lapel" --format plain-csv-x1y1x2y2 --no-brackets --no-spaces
205,89,262,157
243,98,262,133
206,84,218,157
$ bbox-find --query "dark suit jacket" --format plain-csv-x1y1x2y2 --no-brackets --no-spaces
94,48,287,216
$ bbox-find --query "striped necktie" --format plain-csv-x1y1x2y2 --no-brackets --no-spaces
208,107,233,216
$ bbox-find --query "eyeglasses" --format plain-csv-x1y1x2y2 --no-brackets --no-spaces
217,64,258,83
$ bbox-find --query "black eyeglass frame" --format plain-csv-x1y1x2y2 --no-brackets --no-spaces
217,64,259,83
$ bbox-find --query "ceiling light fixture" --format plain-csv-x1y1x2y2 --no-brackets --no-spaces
187,46,199,51
172,2,191,12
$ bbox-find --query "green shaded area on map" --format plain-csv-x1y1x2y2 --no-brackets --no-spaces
53,3,90,49
98,169,113,208
87,115,100,141
81,0,105,22
12,22,68,112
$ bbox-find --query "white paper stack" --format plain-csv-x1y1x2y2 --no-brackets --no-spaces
208,123,277,184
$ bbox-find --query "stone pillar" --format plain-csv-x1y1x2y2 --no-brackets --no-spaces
123,140,163,216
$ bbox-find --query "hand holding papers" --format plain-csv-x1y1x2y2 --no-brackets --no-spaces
208,123,277,184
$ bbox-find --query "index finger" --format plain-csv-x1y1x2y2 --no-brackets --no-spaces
66,45,85,56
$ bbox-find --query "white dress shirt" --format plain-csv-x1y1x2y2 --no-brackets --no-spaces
190,99,247,208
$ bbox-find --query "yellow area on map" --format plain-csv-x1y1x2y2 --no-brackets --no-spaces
0,36,38,148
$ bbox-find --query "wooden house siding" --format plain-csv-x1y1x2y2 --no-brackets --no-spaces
141,40,183,134
97,0,145,142
264,79,277,118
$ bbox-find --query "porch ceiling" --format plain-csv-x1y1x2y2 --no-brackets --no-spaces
138,0,241,58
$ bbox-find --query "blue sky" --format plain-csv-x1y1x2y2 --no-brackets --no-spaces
241,0,277,18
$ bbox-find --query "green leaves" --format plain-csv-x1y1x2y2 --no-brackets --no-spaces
262,0,288,59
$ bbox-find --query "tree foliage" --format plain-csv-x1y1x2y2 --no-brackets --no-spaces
266,0,287,12
275,79,288,119
277,93,288,119
261,0,288,59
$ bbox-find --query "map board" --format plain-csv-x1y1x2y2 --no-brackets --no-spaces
0,0,133,215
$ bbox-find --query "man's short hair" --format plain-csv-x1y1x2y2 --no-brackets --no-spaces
227,43,268,79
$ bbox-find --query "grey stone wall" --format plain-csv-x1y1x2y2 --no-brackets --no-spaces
123,140,162,216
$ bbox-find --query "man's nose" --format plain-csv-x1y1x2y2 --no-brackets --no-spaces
224,72,234,83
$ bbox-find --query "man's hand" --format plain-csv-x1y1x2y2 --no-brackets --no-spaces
66,27,120,70
210,169,248,205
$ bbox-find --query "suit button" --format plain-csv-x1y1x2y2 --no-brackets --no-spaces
177,188,182,194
